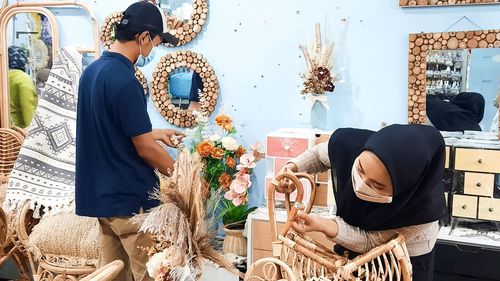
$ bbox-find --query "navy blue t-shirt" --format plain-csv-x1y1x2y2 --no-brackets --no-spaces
75,52,159,217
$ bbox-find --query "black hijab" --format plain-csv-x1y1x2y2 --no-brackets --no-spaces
328,124,446,231
427,92,485,132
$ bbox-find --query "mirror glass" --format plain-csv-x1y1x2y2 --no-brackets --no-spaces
6,13,53,128
168,66,203,110
426,48,500,133
159,0,194,26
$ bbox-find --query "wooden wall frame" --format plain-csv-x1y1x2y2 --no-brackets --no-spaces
407,29,500,136
100,0,208,48
0,1,100,128
151,51,218,128
400,0,500,7
0,7,59,128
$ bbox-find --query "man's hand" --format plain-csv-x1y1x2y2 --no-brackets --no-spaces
152,129,185,148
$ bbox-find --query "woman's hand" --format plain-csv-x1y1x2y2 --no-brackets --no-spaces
291,209,339,238
152,129,185,148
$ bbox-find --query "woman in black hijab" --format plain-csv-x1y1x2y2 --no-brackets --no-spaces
283,124,446,281
427,92,485,131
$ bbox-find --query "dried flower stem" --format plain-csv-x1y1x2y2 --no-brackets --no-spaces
300,45,313,73
315,23,321,55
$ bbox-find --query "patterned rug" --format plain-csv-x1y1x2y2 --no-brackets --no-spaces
4,48,82,216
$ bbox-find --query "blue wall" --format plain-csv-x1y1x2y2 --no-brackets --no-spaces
6,0,500,208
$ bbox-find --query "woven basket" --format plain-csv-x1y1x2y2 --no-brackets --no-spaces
245,172,413,281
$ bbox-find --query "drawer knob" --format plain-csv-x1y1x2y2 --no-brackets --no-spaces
462,205,467,210
477,158,483,164
283,145,291,151
476,182,482,187
489,208,494,212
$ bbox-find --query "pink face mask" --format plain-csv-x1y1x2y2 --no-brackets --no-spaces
351,157,393,204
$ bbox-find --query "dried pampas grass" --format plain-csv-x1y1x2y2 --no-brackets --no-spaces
132,150,239,280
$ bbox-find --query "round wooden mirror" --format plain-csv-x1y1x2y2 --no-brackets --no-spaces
151,51,218,128
101,0,208,49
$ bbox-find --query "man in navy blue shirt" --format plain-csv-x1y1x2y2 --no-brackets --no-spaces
75,2,181,280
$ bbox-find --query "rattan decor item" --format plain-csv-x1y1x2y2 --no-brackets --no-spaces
400,0,500,7
245,172,413,281
407,29,500,136
0,128,25,185
151,51,219,128
100,0,208,48
80,260,124,281
13,202,96,281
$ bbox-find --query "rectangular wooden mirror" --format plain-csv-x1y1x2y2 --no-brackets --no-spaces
407,29,500,138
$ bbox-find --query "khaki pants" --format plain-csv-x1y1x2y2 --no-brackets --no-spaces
98,217,153,281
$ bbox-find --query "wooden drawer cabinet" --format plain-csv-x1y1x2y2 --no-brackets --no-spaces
452,195,478,219
478,198,500,221
463,172,495,197
455,148,500,174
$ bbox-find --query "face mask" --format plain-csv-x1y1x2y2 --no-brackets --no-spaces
135,34,156,67
351,157,393,204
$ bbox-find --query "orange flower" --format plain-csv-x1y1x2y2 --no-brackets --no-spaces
226,157,236,169
218,172,233,190
215,114,233,131
197,141,213,157
235,146,247,158
211,147,225,159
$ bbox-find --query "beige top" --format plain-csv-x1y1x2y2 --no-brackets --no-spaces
289,142,439,257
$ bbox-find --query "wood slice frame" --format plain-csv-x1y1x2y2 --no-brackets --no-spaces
400,0,500,7
151,51,219,128
407,29,500,136
100,0,208,48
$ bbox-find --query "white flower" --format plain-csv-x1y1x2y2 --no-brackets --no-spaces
146,251,167,279
208,134,221,142
221,137,239,151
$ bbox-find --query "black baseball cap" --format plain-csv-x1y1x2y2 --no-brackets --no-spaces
119,1,179,45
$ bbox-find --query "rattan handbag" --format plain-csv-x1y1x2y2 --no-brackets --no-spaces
245,172,413,281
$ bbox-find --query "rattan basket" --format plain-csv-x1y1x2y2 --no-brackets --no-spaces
245,172,413,281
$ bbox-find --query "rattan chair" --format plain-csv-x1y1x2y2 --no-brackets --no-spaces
0,127,31,280
80,260,124,281
245,172,413,281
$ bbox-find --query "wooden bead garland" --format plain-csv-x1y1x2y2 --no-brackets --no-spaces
400,0,500,6
407,29,500,130
151,51,219,128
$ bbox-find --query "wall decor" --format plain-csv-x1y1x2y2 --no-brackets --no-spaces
407,29,500,137
400,0,500,7
151,50,218,128
101,0,208,48
158,0,208,46
299,23,336,130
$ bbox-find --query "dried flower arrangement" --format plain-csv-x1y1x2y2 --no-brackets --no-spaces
132,151,239,281
299,23,336,96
